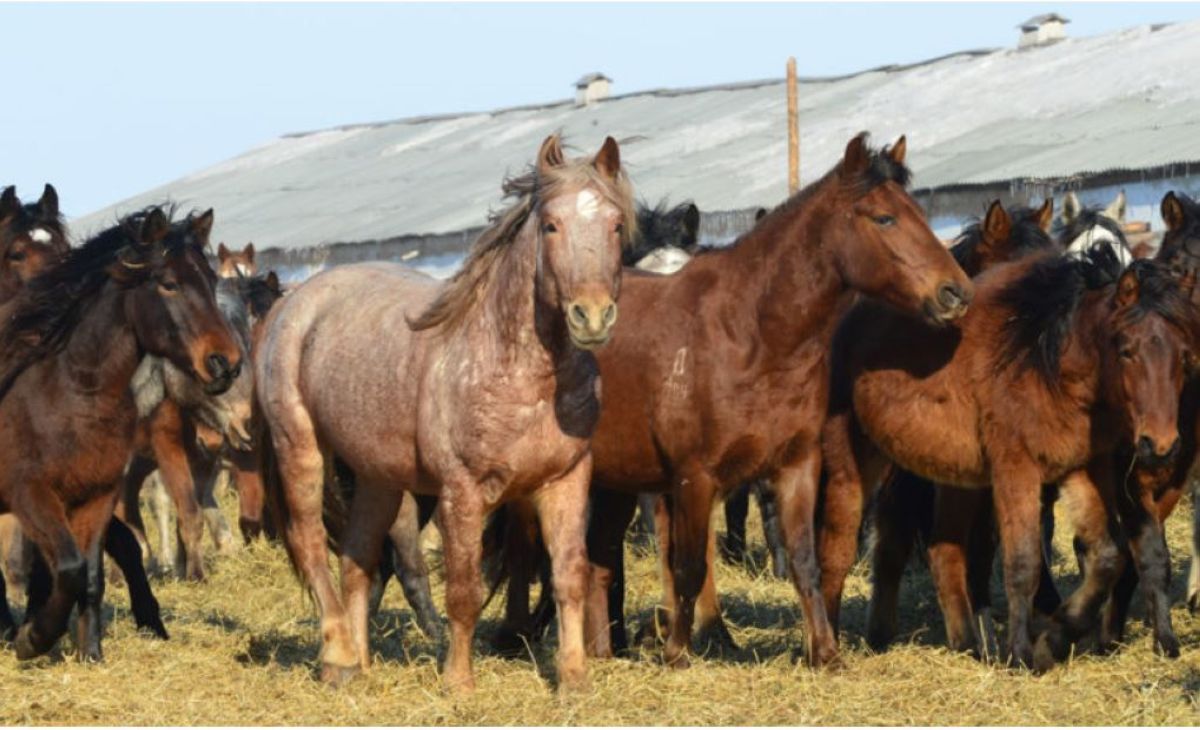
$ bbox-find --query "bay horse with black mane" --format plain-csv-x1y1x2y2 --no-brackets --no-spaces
560,132,972,670
0,206,241,660
1,184,69,301
818,240,1196,670
257,135,634,692
863,199,1065,655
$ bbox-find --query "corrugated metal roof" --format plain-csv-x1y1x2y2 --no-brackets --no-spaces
69,20,1200,253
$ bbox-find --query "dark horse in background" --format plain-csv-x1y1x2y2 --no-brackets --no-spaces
0,206,241,660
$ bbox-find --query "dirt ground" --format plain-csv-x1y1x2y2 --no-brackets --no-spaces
1,489,1198,725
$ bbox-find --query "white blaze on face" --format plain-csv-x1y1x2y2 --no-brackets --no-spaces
29,228,53,244
576,190,600,220
237,263,251,277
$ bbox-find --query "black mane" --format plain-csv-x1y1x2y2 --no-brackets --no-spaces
996,245,1192,384
951,206,1056,275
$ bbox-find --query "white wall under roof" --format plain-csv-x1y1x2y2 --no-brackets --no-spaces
67,20,1200,254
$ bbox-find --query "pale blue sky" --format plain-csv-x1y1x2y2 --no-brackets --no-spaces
3,2,1198,216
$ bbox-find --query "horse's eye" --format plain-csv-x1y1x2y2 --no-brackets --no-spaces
873,215,897,227
6,250,25,262
1119,347,1136,361
615,222,624,236
158,280,180,294
542,222,558,235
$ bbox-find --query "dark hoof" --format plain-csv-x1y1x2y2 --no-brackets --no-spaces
491,625,532,659
1154,633,1181,659
76,646,104,663
138,618,170,641
14,624,46,660
319,662,361,687
696,620,739,656
865,627,893,654
1032,632,1061,674
1006,644,1035,672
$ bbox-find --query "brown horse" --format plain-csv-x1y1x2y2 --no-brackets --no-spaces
863,199,1064,654
0,206,240,660
818,241,1196,670
217,242,256,278
1,184,69,301
257,135,634,691
558,133,971,670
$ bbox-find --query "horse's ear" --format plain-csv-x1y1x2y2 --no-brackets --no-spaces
537,135,566,176
244,242,255,262
593,136,621,181
1115,268,1140,309
887,135,907,166
1062,191,1082,224
840,132,870,180
1104,190,1127,223
1162,192,1185,232
265,270,281,294
139,208,171,245
755,207,768,222
191,208,215,243
682,203,700,238
218,242,230,261
38,184,59,219
0,186,18,218
982,200,1011,245
1035,197,1054,232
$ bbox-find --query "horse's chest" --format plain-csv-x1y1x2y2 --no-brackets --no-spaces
53,402,136,498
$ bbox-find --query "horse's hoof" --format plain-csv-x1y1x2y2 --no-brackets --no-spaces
1154,634,1181,659
557,666,590,695
1006,645,1034,672
866,627,893,654
319,662,361,687
14,625,44,660
1032,633,1059,674
442,673,476,695
696,620,739,656
138,618,170,641
76,646,104,664
662,646,691,670
491,626,530,659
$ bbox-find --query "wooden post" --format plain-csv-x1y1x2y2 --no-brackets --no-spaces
787,56,799,195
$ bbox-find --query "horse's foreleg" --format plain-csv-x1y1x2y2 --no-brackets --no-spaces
929,485,991,656
118,455,156,563
990,463,1042,670
437,481,484,693
583,487,637,657
866,473,923,652
662,466,716,670
70,493,118,663
104,518,168,639
1032,468,1124,671
10,484,86,659
1114,474,1180,659
388,491,441,641
145,473,176,575
151,412,206,581
533,454,592,692
196,457,236,555
338,481,402,671
694,515,736,653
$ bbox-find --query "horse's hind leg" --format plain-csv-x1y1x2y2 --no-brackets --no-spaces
928,485,991,656
196,455,236,555
1032,468,1124,671
990,462,1043,670
584,487,637,657
533,454,592,691
494,499,539,656
338,480,402,671
388,491,441,641
151,410,206,581
146,472,176,576
720,483,750,565
754,481,789,580
105,518,168,639
866,472,925,652
117,455,156,563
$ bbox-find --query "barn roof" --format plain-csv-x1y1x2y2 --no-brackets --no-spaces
68,20,1200,254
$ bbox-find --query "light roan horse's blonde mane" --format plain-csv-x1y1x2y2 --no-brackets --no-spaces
408,140,636,334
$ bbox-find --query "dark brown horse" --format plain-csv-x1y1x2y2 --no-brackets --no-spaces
819,241,1196,670
862,199,1064,654
257,135,635,691
566,133,972,670
1,184,69,301
0,207,240,660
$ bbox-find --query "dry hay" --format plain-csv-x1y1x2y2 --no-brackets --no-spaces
1,487,1198,726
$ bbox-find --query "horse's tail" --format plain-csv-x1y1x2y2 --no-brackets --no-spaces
479,506,510,611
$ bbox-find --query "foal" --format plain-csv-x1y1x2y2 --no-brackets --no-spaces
819,245,1196,670
0,207,240,660
257,135,634,691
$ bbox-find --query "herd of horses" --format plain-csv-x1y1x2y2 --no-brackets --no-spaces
1,131,1199,695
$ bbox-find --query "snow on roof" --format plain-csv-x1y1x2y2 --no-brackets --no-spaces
68,20,1200,254
1019,13,1069,30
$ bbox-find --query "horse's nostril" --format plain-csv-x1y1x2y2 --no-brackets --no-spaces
570,304,588,326
229,360,243,380
601,303,617,326
937,283,963,310
206,353,231,379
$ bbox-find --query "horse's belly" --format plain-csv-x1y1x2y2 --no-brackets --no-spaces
853,370,988,487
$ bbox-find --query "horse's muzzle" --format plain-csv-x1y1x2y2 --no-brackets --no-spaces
566,297,618,350
203,353,241,395
923,281,972,326
1136,434,1180,468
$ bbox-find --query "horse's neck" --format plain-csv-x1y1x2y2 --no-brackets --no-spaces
696,191,843,358
58,285,140,402
468,222,562,378
1055,291,1108,407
